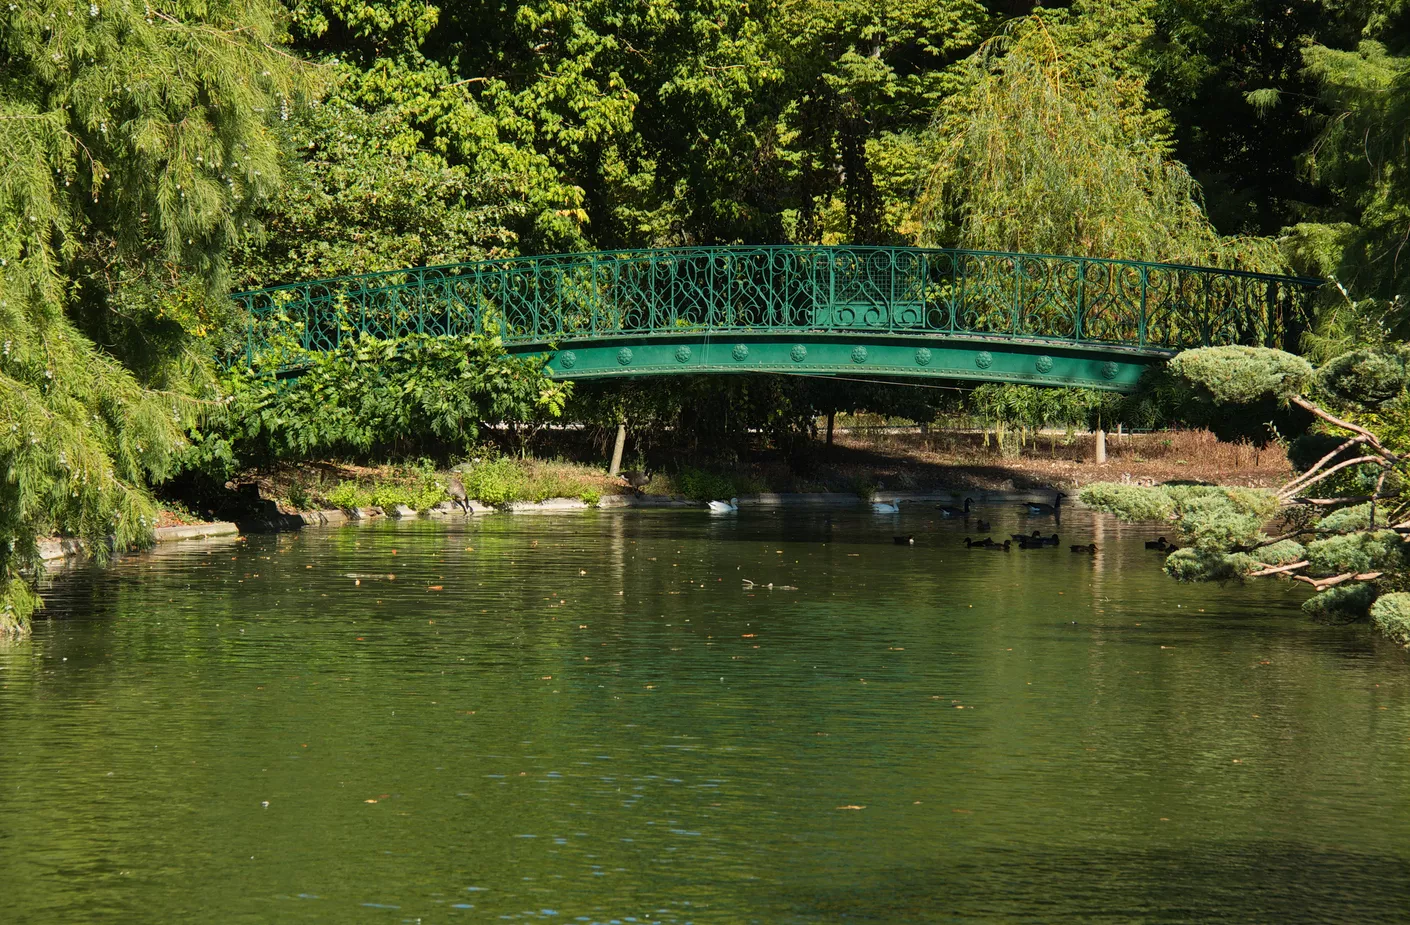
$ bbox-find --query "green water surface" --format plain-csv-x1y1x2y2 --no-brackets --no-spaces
2,508,1408,923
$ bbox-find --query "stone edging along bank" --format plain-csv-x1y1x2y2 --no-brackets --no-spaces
39,522,240,564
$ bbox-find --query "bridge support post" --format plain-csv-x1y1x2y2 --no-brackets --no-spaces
609,422,628,477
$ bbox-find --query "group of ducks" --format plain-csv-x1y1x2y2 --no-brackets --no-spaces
883,492,1098,553
961,532,1097,554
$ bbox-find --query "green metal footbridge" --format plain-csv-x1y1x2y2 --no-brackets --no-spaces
232,246,1321,392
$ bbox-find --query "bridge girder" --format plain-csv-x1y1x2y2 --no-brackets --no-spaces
519,332,1165,392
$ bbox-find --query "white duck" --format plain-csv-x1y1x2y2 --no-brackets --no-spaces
707,497,739,513
871,500,901,514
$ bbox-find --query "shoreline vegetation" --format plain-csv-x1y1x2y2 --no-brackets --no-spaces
218,425,1292,518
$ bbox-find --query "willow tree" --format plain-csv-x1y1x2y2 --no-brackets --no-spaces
1082,345,1410,644
911,6,1283,271
0,1,307,635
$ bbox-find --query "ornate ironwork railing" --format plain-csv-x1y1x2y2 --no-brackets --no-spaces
230,246,1322,369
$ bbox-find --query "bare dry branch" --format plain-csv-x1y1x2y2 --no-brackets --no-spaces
1294,493,1397,506
1292,570,1384,590
1290,395,1399,461
1249,560,1309,577
1278,455,1388,500
1278,435,1365,495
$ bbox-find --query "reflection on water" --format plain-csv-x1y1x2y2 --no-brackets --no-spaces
2,508,1408,923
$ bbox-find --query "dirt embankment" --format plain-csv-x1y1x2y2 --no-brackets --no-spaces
818,429,1290,493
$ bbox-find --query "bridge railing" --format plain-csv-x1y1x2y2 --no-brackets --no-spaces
231,246,1321,369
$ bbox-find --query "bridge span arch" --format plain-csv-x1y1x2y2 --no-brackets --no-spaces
232,245,1320,393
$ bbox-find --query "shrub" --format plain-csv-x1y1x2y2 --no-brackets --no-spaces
1176,495,1267,552
1079,483,1176,521
1317,346,1410,411
1370,593,1410,645
286,482,312,511
457,459,527,506
1168,347,1313,405
675,467,740,502
326,481,373,510
1316,502,1386,533
1305,530,1405,577
1164,547,1258,582
209,334,570,468
1255,540,1306,565
1302,582,1377,623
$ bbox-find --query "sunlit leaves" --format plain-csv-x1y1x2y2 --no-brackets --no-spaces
215,334,569,464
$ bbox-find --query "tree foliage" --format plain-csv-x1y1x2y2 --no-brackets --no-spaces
0,0,307,634
203,335,569,474
911,3,1284,271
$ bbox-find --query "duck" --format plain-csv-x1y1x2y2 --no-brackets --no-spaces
707,497,739,513
936,498,974,518
974,518,990,531
620,469,652,496
979,539,1012,552
963,537,995,548
1144,536,1168,550
1036,533,1060,547
446,474,470,513
1012,530,1041,542
893,535,915,545
1070,543,1097,553
872,500,901,514
1021,492,1066,516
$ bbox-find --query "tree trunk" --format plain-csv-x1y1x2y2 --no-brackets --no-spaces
1094,428,1107,465
826,410,835,447
608,422,627,476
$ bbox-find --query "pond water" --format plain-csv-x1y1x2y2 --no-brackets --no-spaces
2,508,1409,924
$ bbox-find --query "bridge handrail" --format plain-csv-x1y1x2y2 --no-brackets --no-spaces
230,245,1323,369
232,246,1322,300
